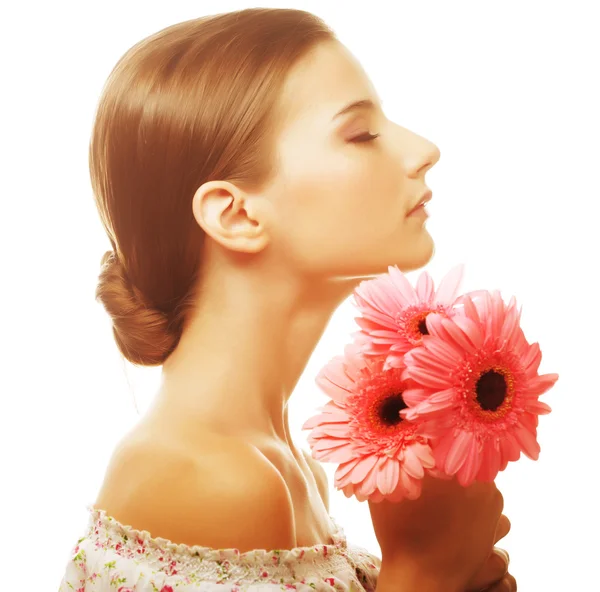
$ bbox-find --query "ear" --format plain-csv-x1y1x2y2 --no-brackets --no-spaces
191,180,271,254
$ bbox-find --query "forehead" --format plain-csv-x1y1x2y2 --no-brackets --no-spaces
277,41,379,130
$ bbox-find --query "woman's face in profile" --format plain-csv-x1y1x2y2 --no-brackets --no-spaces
266,39,441,280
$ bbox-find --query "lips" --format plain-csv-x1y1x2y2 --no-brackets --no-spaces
408,190,433,215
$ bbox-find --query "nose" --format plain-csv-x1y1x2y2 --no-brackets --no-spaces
414,140,440,177
395,124,441,177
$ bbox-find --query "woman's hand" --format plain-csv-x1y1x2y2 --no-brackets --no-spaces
476,571,517,592
464,514,516,591
368,473,505,591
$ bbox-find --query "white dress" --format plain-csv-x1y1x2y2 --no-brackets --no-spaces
58,504,381,591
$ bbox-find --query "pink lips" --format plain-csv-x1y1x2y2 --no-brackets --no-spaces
407,190,432,216
408,203,429,218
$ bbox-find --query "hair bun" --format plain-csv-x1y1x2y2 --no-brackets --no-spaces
95,250,179,366
99,249,118,269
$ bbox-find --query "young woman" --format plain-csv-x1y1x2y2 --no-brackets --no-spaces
59,8,514,592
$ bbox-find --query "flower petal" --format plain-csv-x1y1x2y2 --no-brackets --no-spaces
421,336,465,366
423,317,468,360
444,430,473,475
402,387,432,407
476,438,501,482
403,366,453,389
312,422,353,437
456,436,483,487
387,265,421,305
349,454,380,484
500,431,521,466
356,458,380,497
415,269,435,302
490,291,505,337
523,373,560,397
407,347,453,374
439,316,481,354
384,354,406,370
354,312,398,333
399,466,421,499
519,411,539,433
418,413,455,438
402,445,425,479
458,292,483,326
433,263,465,306
376,457,401,495
428,387,456,405
335,459,359,481
521,342,542,376
525,400,552,415
411,442,436,467
313,441,356,463
385,483,408,503
501,300,522,351
513,425,541,460
316,366,354,403
449,314,484,350
356,275,406,315
432,431,458,470
302,410,350,430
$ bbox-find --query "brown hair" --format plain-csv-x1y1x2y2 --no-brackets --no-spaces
92,8,336,367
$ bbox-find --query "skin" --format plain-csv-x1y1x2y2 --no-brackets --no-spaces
142,40,514,591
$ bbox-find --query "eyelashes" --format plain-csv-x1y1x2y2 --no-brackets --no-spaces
350,132,381,143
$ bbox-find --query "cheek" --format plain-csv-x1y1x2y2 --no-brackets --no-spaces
341,165,406,238
278,169,402,268
285,165,374,231
273,143,407,268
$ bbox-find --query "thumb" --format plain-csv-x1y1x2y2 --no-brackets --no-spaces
466,547,510,592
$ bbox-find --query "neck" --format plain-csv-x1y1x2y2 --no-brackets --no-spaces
147,259,369,451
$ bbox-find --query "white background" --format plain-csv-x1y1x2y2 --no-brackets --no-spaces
1,1,598,590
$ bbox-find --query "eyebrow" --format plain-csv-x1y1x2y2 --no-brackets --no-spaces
332,98,382,121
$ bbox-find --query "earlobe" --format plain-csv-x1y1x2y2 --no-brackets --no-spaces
234,229,270,253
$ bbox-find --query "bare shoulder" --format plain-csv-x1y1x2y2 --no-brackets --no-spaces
94,430,296,552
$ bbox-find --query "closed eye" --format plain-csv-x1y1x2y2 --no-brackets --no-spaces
350,132,380,143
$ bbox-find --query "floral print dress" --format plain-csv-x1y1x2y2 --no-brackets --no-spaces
58,505,380,592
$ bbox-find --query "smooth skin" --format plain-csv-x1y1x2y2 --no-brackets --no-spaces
140,39,514,590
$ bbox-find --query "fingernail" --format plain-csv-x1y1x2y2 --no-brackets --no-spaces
495,548,510,564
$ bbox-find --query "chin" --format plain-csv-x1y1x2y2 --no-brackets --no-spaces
390,235,435,274
336,234,435,280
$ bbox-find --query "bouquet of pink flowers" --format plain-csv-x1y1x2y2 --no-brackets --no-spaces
302,264,559,504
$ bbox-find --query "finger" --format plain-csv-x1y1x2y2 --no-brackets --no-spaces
483,572,517,591
466,548,509,591
494,514,511,545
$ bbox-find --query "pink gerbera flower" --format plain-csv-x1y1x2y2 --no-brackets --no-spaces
301,342,438,503
400,290,559,487
352,263,488,371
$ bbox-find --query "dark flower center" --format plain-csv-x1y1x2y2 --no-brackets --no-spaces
476,370,507,411
418,317,429,335
379,394,408,425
